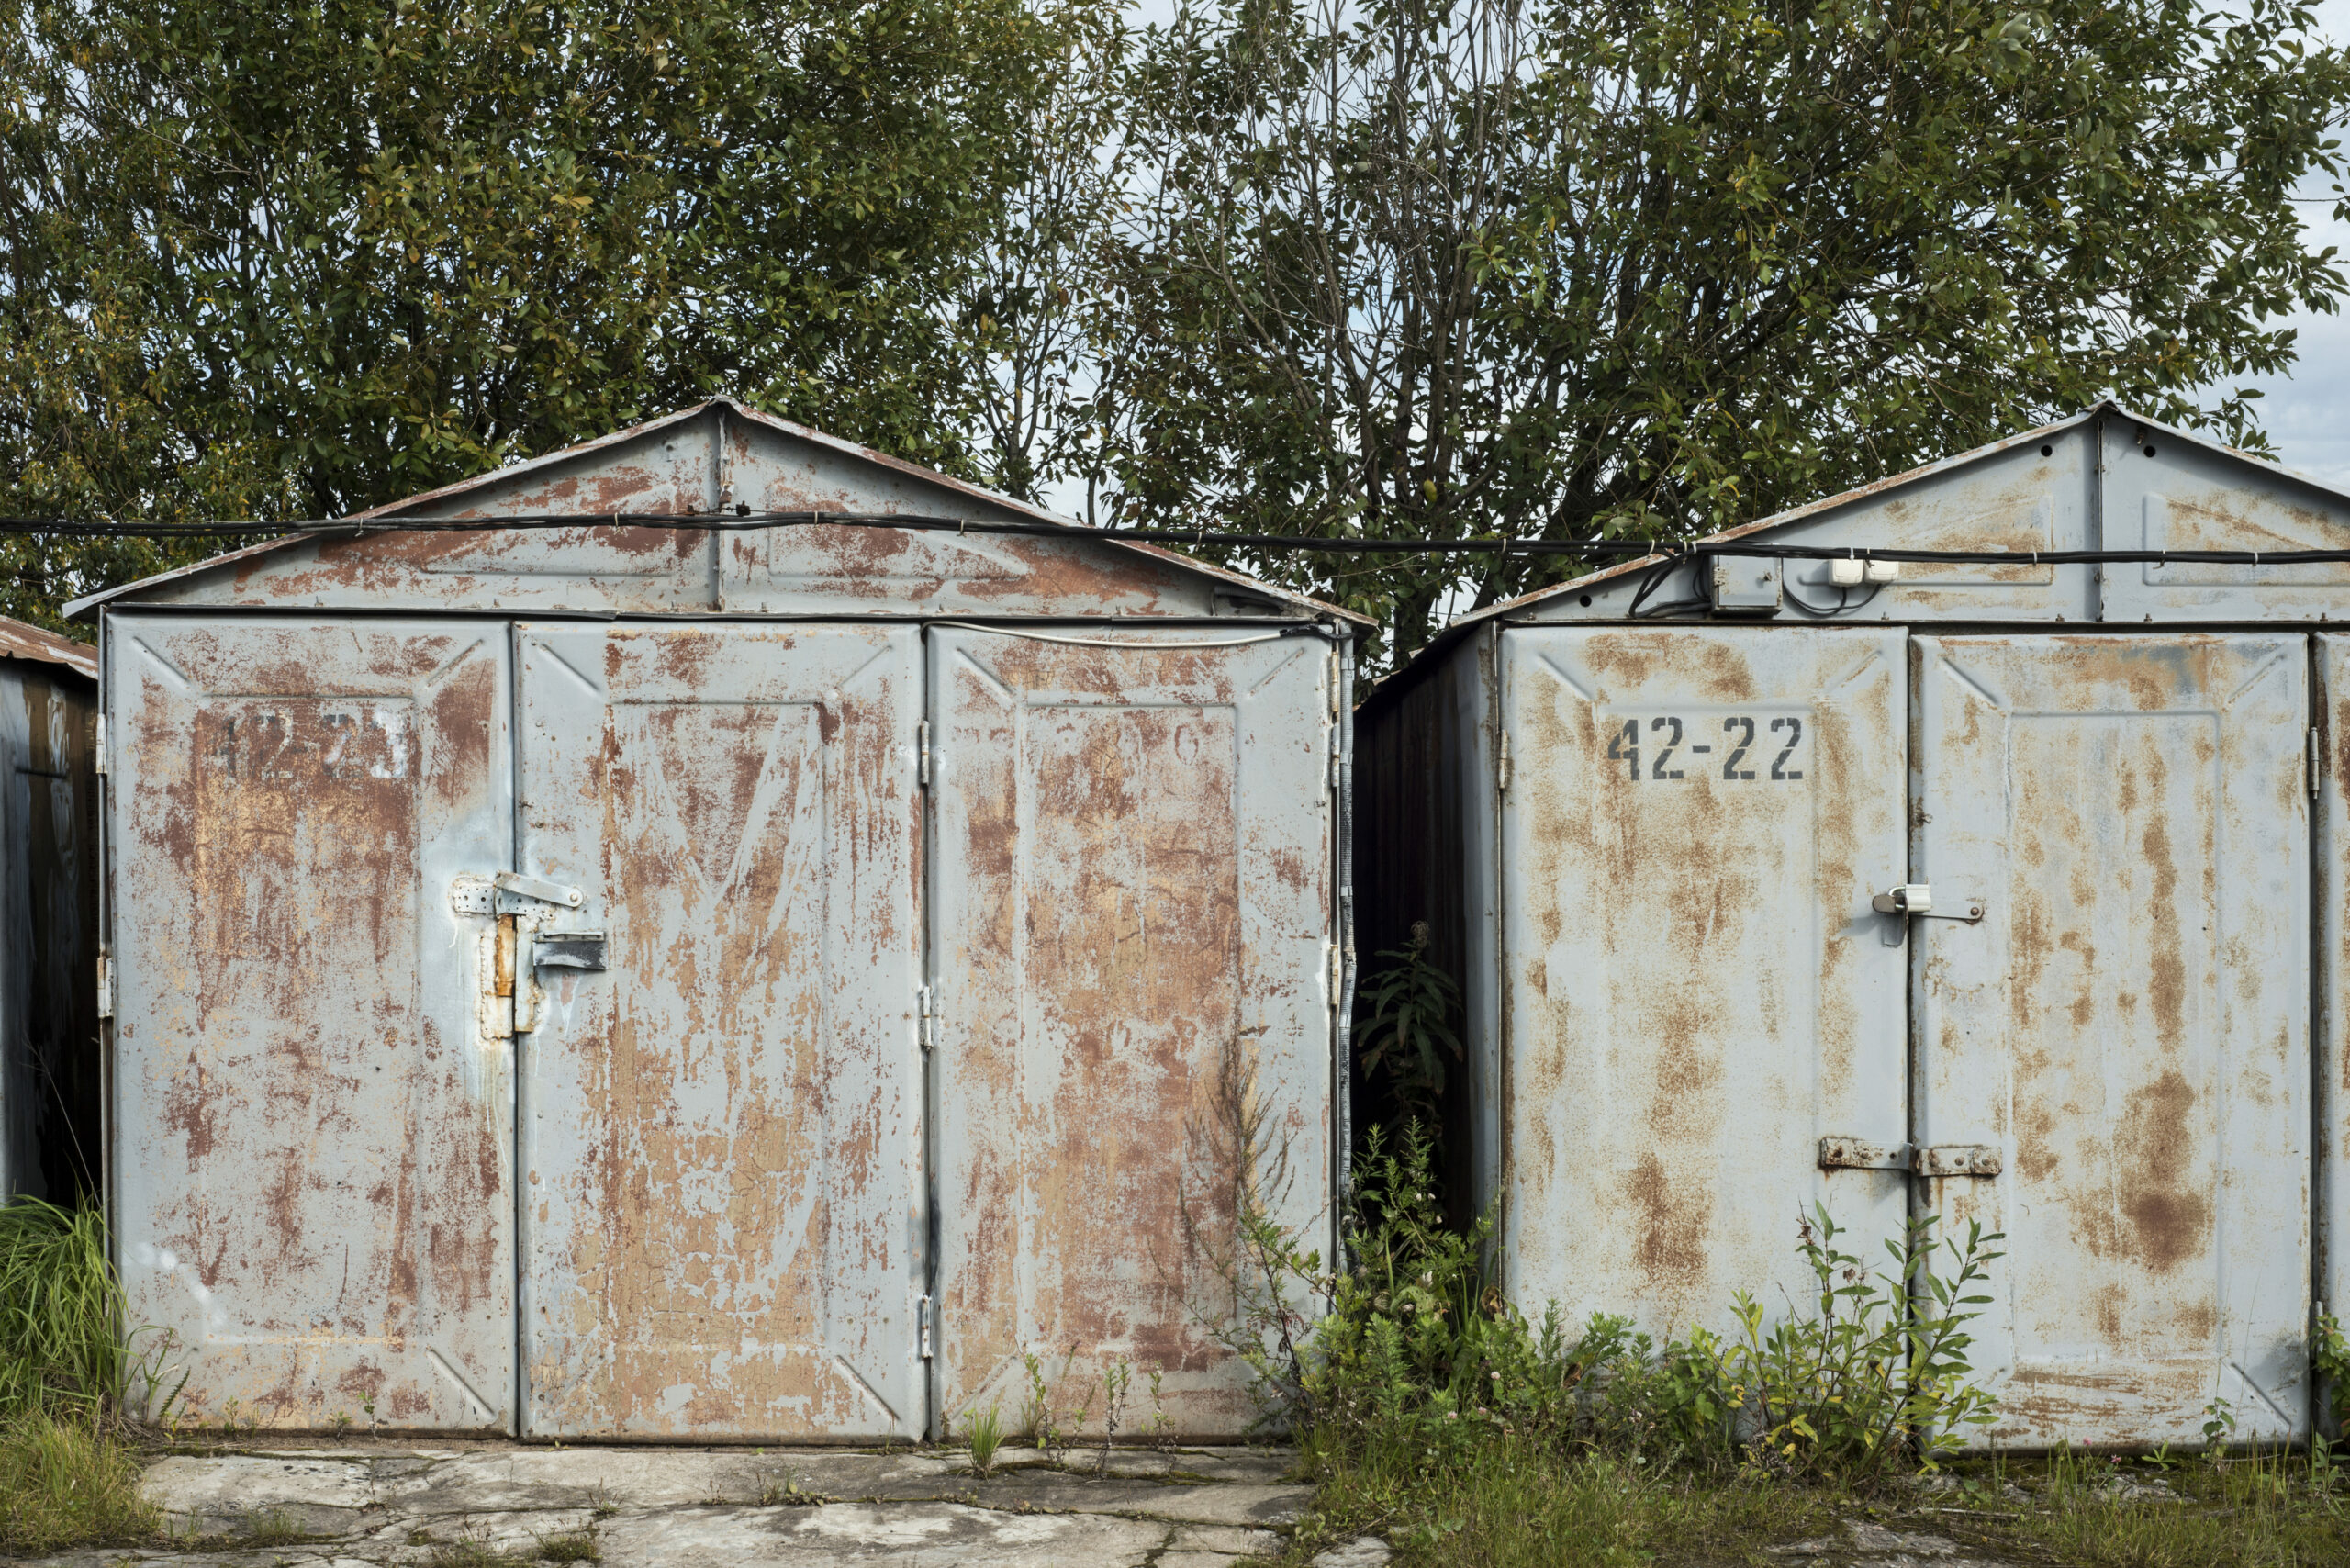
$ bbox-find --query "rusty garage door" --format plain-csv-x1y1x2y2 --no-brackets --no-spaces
111,617,516,1429
1496,626,1911,1344
926,626,1337,1438
514,623,926,1439
1911,635,2311,1448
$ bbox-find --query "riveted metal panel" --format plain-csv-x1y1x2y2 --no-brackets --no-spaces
515,622,925,1439
1494,626,1909,1338
2099,420,2350,622
927,625,1337,1439
1913,634,2310,1448
110,615,514,1431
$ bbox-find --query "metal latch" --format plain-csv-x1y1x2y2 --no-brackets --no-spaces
494,871,585,913
1913,1144,2003,1178
533,931,608,970
1818,1137,2002,1177
1874,884,1985,923
1818,1137,1909,1172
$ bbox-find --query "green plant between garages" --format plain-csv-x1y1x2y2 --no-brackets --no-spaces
1352,924,1462,1126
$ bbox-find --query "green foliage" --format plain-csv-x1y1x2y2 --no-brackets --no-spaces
962,1403,1004,1473
1245,1125,2003,1484
2315,1309,2350,1436
0,1197,143,1421
0,1409,159,1553
1076,0,2350,664
535,1529,602,1564
1353,923,1463,1126
1596,1206,2004,1481
1293,1430,1837,1566
0,0,1075,629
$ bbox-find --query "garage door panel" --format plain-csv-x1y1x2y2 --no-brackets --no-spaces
928,629,1336,1439
111,616,514,1431
1914,634,2309,1447
517,623,923,1439
1498,627,1909,1348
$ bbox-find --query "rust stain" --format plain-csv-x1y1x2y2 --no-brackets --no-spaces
2116,1070,2210,1272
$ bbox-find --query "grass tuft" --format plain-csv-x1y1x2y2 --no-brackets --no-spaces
425,1535,534,1567
536,1527,602,1562
0,1409,160,1553
0,1197,139,1419
964,1404,1004,1474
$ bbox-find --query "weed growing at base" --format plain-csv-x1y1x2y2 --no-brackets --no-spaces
1236,1125,2347,1567
0,1196,166,1552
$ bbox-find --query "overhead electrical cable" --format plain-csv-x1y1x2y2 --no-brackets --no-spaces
1,510,2345,568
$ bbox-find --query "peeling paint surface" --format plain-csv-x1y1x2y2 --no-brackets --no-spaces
1495,627,1910,1347
515,624,924,1439
926,628,1337,1439
1913,634,2310,1448
110,616,516,1431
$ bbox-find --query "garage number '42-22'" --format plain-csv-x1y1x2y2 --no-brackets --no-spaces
1607,716,1806,782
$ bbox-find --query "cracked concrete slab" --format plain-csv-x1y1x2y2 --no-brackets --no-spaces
14,1444,1301,1567
595,1501,1171,1566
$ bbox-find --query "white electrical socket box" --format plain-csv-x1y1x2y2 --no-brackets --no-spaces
1829,558,1865,587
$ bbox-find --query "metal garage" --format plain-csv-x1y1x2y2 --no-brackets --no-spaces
76,398,1361,1440
1358,400,2347,1448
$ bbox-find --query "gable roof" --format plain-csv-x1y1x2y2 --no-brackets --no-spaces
65,399,1370,625
1455,399,2317,629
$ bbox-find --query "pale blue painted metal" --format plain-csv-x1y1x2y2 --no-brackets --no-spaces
1360,403,2350,1450
91,403,1361,1439
1494,625,1910,1349
1913,633,2311,1448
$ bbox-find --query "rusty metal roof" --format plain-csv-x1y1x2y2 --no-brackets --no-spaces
0,616,95,678
64,398,1371,625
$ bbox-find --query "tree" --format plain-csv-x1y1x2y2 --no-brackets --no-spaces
943,2,1137,512
1088,0,2350,664
0,0,1065,630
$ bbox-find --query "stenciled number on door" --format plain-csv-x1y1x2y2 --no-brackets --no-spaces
1606,714,1807,782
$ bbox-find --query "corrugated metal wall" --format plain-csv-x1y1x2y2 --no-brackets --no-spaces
0,647,99,1203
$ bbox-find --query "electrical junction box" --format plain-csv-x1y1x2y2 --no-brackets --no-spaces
1709,559,1783,613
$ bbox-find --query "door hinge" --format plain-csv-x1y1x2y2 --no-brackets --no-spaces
95,951,112,1021
1328,722,1343,791
918,721,932,788
93,713,107,777
1497,729,1511,791
917,1294,934,1360
918,985,934,1052
1326,942,1343,1002
2311,725,2322,799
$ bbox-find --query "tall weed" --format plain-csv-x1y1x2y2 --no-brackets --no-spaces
0,1196,142,1419
1220,1122,2004,1484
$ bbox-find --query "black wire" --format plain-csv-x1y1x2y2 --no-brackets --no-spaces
1,508,2344,570
1628,554,1709,618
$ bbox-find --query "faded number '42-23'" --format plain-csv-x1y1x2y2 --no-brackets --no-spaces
1606,716,1805,781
